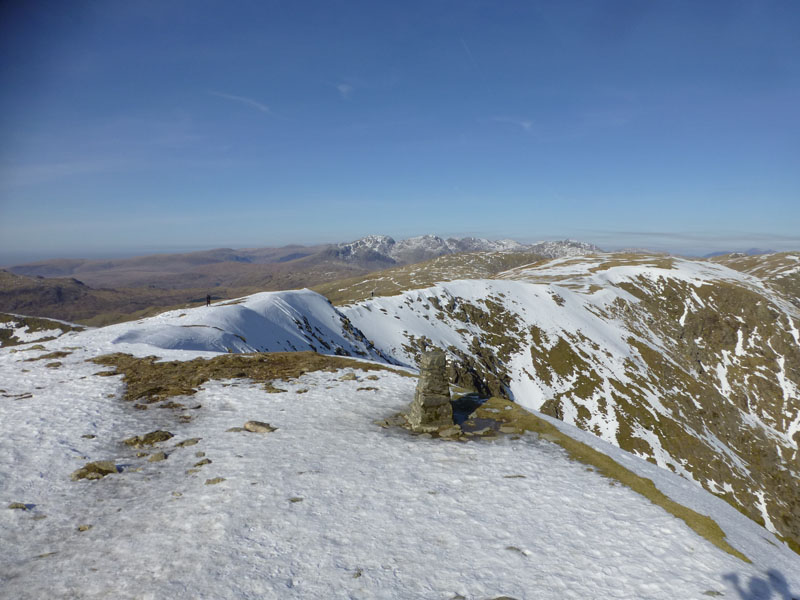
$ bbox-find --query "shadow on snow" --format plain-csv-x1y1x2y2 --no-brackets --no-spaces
724,570,799,600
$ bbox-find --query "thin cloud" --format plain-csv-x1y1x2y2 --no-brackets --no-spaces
491,116,534,132
574,229,800,254
460,38,479,70
0,159,132,188
337,83,354,100
209,91,271,113
591,230,800,243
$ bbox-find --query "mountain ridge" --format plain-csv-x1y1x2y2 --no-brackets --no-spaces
9,251,797,551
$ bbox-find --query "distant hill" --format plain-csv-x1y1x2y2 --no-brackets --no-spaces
6,236,601,289
703,248,776,258
1,236,603,323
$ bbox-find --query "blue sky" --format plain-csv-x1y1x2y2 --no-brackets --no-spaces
1,0,799,262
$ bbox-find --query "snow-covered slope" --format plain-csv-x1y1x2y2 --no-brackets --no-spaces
1,312,84,347
3,251,800,597
1,330,799,598
527,238,602,258
103,289,386,360
340,253,800,548
8,252,795,548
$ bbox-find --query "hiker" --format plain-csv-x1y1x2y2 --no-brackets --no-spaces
206,294,211,307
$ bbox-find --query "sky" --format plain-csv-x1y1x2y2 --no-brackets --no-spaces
1,0,799,263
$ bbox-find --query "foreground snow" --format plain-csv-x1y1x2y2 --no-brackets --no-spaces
1,328,799,598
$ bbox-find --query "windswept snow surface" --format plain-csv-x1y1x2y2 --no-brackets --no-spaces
105,289,385,360
1,331,799,599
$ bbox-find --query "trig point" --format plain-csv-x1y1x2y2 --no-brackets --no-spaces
407,348,453,432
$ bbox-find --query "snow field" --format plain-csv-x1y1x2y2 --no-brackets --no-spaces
108,289,382,359
2,342,799,599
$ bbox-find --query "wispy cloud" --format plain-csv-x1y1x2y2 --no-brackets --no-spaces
0,159,132,188
209,91,271,113
491,116,534,132
337,83,354,100
460,38,479,70
575,229,800,254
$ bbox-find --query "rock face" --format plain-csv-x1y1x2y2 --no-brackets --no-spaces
407,349,453,432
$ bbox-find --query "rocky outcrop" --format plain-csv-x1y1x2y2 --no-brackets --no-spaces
243,421,277,433
71,460,118,481
407,349,453,432
123,430,174,447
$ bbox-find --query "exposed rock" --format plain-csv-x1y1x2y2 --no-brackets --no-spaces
205,477,225,485
264,382,287,393
339,372,357,381
8,502,28,510
77,524,92,532
123,430,174,447
159,401,184,409
437,426,461,438
148,452,167,462
243,421,277,433
71,460,118,481
226,427,246,433
406,349,454,432
194,458,212,467
374,414,408,429
174,437,201,447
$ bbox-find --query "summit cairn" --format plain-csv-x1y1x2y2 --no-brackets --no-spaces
407,349,454,432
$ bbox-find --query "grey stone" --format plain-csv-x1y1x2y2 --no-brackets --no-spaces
407,349,454,432
244,421,277,433
123,430,174,447
174,437,201,447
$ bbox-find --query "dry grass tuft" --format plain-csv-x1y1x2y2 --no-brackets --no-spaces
91,351,412,404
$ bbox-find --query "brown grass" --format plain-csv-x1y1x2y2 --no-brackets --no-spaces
91,351,412,404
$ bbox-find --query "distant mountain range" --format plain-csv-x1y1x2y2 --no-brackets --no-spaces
4,235,601,289
704,248,776,258
0,236,601,325
326,235,601,267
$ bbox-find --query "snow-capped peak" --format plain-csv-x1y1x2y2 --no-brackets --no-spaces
332,235,601,266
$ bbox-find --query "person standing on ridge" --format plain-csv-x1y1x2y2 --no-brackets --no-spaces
206,294,211,307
